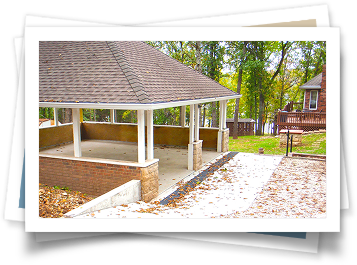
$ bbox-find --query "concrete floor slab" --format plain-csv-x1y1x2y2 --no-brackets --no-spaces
40,140,221,195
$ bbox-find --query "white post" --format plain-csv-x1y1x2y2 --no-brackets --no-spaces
194,104,200,141
222,100,227,129
217,100,228,152
147,109,154,160
137,109,146,163
72,108,82,157
53,108,58,126
217,133,222,153
189,104,194,144
188,104,195,170
110,109,115,123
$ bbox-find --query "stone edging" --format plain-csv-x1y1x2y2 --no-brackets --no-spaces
159,152,239,206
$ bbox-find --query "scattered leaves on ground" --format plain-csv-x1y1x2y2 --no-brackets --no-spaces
230,157,326,218
39,184,95,218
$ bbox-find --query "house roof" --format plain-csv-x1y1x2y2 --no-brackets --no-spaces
39,41,239,107
299,73,322,89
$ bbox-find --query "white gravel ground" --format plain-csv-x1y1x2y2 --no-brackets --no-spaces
75,153,285,219
230,156,326,218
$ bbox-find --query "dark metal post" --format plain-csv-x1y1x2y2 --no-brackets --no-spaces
290,135,293,153
286,129,290,156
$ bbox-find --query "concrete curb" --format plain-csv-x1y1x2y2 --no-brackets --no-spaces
289,152,326,160
64,180,141,217
159,152,239,205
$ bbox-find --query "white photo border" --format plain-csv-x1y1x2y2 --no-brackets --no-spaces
25,26,340,232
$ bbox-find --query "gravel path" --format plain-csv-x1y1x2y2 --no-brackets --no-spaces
228,157,326,218
73,153,326,219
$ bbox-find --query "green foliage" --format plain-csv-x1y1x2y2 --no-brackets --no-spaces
153,107,180,125
201,41,226,81
39,107,54,120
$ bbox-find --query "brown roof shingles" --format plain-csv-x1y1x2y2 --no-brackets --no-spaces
39,41,238,105
299,73,322,89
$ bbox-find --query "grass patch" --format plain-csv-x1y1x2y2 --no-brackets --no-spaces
229,133,326,155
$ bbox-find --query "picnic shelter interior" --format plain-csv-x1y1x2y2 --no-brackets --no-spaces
39,41,241,202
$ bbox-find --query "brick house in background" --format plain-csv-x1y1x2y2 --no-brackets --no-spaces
276,65,326,133
300,64,326,113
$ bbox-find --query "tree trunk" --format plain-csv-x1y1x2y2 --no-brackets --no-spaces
254,94,257,134
232,68,242,139
208,42,218,128
273,111,278,136
233,42,247,139
212,101,218,127
279,81,285,110
261,41,288,134
195,41,202,73
130,110,134,123
257,91,265,136
64,108,72,123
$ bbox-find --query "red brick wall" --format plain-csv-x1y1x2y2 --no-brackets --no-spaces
318,65,326,112
39,156,143,198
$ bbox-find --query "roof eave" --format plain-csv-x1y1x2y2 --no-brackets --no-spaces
299,85,321,89
39,94,242,110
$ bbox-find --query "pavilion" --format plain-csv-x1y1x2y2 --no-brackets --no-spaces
39,41,241,202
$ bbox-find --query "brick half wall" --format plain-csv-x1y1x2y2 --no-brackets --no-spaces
39,156,159,202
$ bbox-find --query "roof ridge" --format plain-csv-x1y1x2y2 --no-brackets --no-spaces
106,41,151,103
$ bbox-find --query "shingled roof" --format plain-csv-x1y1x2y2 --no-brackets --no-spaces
39,41,239,107
299,73,322,89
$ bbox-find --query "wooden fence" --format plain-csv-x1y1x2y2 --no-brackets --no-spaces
226,121,255,136
277,111,326,133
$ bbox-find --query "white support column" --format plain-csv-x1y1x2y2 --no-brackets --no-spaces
188,104,195,170
222,100,227,129
72,108,82,157
217,133,222,153
53,108,59,126
217,100,227,152
137,109,146,163
189,104,194,143
188,104,203,171
194,104,200,141
146,109,154,160
110,109,115,123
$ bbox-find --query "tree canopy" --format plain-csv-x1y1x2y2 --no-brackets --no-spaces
145,41,325,134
